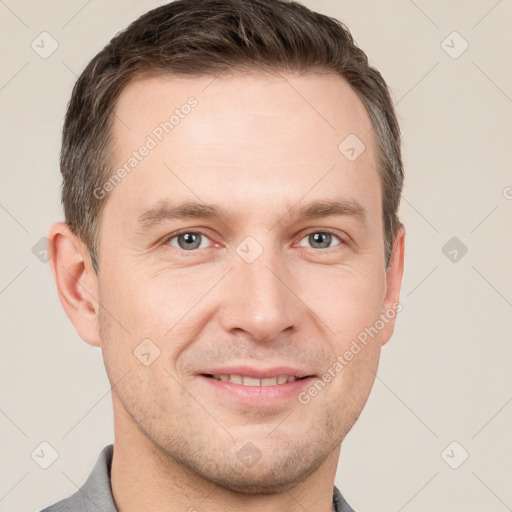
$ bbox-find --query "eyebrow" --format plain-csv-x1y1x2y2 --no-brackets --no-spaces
137,198,367,229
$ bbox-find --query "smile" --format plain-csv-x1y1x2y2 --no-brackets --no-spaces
205,374,305,386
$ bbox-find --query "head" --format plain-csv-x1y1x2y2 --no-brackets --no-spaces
49,0,405,495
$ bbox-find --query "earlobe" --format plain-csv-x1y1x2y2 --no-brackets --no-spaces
47,222,102,347
380,225,406,347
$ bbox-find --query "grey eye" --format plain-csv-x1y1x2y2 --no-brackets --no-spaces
168,232,209,251
298,232,342,250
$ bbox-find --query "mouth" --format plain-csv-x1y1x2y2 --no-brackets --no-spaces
202,374,309,386
197,367,316,405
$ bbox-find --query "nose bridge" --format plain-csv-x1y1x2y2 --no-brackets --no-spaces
220,237,301,342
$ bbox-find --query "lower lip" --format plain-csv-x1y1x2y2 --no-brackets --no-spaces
197,375,315,406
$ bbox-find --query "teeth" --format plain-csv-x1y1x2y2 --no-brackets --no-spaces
242,376,260,386
211,374,300,386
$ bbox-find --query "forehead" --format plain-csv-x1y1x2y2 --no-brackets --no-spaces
105,71,380,226
112,71,374,152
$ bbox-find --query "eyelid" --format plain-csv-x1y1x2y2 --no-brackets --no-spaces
295,228,346,249
160,227,347,252
160,228,218,248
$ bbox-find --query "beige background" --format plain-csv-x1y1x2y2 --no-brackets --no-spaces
1,1,511,511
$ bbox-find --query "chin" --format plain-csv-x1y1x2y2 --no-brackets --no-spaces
205,459,322,495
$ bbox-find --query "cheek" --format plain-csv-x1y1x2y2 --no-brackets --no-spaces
298,264,386,343
99,266,217,379
99,265,192,334
97,278,183,414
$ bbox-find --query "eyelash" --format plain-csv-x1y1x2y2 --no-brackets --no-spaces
161,228,346,252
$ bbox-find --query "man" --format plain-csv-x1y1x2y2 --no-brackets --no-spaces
42,0,405,510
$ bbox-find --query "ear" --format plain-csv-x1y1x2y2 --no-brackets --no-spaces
380,225,405,347
47,222,102,347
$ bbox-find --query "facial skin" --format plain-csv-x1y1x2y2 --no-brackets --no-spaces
48,71,404,512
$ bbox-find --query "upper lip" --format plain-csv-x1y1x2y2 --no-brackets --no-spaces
199,366,314,379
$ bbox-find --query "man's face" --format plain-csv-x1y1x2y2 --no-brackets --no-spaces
95,72,402,493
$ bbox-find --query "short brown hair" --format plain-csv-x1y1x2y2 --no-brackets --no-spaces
61,0,404,273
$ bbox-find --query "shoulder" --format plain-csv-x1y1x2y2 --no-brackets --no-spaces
37,444,116,512
38,489,87,512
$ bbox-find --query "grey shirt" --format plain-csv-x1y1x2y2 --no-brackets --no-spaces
39,444,356,512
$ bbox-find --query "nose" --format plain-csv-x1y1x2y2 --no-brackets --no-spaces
218,245,304,343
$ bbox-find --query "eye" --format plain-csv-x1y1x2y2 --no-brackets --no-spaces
165,231,212,251
297,230,344,250
162,229,345,253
